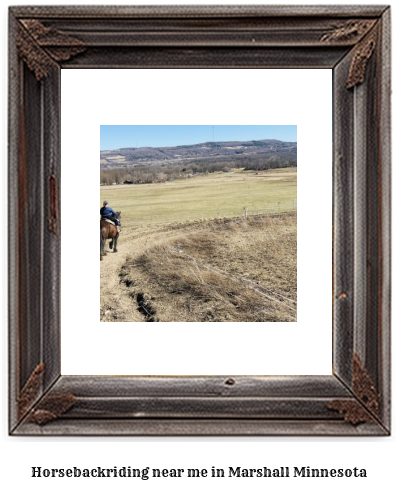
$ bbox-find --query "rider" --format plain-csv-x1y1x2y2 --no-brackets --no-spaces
100,200,120,227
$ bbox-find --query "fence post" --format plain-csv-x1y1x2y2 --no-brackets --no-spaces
244,207,248,220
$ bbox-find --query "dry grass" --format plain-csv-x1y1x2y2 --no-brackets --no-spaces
123,212,296,322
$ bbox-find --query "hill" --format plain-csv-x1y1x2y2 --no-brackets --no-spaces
100,139,297,168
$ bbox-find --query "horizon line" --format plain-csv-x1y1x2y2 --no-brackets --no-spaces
100,137,297,152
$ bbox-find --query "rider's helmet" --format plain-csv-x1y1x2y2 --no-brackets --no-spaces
103,200,108,206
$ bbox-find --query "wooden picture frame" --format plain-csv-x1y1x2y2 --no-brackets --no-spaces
9,5,391,436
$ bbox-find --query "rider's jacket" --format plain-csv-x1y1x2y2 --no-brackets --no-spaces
100,206,116,219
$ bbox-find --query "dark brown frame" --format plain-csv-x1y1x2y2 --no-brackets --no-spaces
9,5,391,436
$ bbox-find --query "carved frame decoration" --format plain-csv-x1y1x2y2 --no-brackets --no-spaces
9,5,391,436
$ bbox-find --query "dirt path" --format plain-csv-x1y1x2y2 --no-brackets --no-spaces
100,222,203,322
100,225,178,321
100,235,145,322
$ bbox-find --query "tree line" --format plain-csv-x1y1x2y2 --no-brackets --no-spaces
100,154,296,185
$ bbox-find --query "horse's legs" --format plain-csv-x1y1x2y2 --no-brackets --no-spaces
100,228,107,256
109,239,113,250
114,233,118,253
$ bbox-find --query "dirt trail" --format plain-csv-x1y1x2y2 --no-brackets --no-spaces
100,225,175,321
100,222,205,322
100,235,144,322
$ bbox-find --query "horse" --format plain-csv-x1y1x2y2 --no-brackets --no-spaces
100,211,121,260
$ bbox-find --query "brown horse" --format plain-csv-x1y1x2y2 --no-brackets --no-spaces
100,211,121,260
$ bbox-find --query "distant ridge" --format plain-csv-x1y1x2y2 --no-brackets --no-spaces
100,139,297,167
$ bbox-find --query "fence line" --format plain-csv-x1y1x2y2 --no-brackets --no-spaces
129,202,297,226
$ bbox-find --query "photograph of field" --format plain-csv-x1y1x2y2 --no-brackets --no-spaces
100,125,297,323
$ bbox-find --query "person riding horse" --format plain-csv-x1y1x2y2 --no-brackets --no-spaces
100,200,120,227
100,202,121,260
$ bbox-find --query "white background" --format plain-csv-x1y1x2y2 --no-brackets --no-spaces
61,68,332,376
1,1,398,492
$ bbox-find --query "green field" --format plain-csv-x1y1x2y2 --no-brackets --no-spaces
100,167,297,233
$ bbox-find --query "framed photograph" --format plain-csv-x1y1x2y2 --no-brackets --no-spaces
9,5,391,435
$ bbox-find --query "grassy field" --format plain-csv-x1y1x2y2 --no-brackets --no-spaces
100,168,297,233
122,213,297,322
100,167,297,322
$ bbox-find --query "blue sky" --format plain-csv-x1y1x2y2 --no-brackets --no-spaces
100,125,297,150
